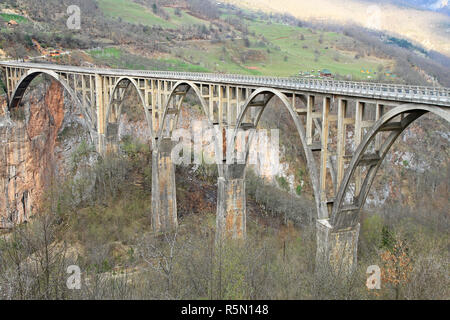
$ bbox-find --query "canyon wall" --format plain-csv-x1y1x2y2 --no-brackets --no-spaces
0,80,90,228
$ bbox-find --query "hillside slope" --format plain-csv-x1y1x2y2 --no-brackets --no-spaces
1,0,449,85
222,0,450,57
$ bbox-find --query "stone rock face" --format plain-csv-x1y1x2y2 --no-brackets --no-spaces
0,81,65,228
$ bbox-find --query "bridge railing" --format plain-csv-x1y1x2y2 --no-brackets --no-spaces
1,61,449,105
193,73,450,103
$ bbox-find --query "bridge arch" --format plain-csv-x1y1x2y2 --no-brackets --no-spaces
8,69,95,138
156,81,212,142
156,80,222,173
105,77,152,147
229,88,321,217
152,81,222,232
331,104,450,230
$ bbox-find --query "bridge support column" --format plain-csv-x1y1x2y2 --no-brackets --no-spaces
216,164,246,241
315,219,360,274
151,138,177,232
105,123,119,154
95,74,107,155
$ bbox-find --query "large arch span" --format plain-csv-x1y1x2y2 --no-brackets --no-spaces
152,81,222,232
331,104,450,230
156,81,212,140
229,88,321,217
8,69,95,139
104,76,152,149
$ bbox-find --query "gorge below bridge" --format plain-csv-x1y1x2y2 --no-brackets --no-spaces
1,61,449,271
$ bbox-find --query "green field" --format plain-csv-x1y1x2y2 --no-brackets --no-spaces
173,34,387,79
244,19,387,79
97,0,177,28
159,58,210,72
164,7,208,26
97,0,208,28
175,40,265,75
94,2,391,80
0,13,28,24
89,47,122,59
87,47,210,72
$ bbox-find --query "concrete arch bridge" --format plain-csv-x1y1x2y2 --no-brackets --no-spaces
1,61,449,270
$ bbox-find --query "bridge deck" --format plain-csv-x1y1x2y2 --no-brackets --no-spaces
1,61,449,106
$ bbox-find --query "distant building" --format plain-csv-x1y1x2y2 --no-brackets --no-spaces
320,69,332,77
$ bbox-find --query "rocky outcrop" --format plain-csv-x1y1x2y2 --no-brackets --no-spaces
0,81,68,227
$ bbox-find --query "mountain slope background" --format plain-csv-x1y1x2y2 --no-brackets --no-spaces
369,0,450,15
1,0,450,86
222,0,450,57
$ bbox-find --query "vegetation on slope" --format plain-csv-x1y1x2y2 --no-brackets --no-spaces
0,13,29,24
221,0,450,57
87,47,210,72
0,135,448,300
2,0,448,85
97,0,177,28
89,0,390,79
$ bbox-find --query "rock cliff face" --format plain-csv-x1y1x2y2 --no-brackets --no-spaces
0,81,66,228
